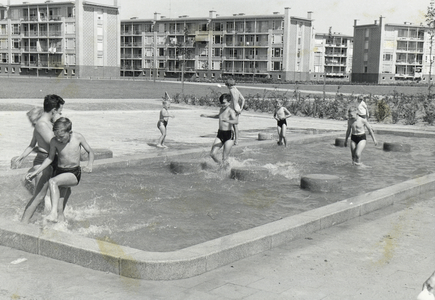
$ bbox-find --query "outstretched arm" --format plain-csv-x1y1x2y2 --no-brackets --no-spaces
15,134,37,166
26,139,56,180
200,114,219,119
363,120,377,146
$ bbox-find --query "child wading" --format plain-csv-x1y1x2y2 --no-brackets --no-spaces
273,99,292,147
344,107,378,166
201,93,238,168
26,117,94,223
156,99,175,148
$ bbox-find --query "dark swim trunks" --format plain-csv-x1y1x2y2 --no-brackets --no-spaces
217,129,234,144
351,134,366,145
277,119,287,128
157,120,168,128
54,166,81,183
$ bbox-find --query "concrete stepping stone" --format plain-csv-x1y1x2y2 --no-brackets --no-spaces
258,133,274,140
170,160,209,174
300,174,341,192
230,166,271,181
334,138,347,147
383,142,411,153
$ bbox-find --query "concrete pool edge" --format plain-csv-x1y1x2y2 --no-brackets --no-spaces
0,130,434,280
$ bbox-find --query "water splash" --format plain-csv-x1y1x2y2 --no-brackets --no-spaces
263,161,300,179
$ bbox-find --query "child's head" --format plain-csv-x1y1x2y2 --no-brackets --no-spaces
357,95,364,103
26,107,43,126
53,117,72,144
276,99,283,107
219,93,231,105
348,106,358,118
225,78,236,87
162,100,170,109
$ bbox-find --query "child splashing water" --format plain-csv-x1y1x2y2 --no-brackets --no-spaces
26,117,94,223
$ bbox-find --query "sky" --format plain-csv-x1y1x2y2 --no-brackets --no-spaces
6,0,431,35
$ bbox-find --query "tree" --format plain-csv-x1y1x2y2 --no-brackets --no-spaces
425,1,435,96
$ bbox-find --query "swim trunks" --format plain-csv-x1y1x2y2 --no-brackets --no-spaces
157,120,168,128
351,134,366,145
277,119,287,128
217,129,234,144
54,166,81,183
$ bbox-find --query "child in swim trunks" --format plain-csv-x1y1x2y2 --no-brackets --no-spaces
201,93,238,167
225,78,245,145
26,117,94,223
344,107,378,166
273,100,292,147
156,100,174,148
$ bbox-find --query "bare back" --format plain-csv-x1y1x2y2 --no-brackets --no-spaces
34,117,54,152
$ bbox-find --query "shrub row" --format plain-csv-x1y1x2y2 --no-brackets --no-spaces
171,88,435,125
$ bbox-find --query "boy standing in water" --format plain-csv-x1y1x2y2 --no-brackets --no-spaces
21,95,66,223
273,99,292,147
26,117,94,223
225,78,245,145
201,94,238,167
344,107,378,166
156,99,175,148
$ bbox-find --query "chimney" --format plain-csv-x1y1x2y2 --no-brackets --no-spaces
154,12,161,20
307,11,312,19
354,19,358,26
113,0,117,6
209,10,216,18
374,20,378,25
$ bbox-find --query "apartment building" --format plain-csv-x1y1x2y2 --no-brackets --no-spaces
352,17,429,84
311,31,353,82
121,8,313,82
0,0,120,78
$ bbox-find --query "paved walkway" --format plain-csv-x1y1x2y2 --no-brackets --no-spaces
0,99,434,299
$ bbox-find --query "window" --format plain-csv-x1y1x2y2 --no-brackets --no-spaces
383,53,392,61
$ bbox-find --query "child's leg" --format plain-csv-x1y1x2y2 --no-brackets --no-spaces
157,123,166,147
281,124,287,147
57,187,71,222
276,126,282,144
222,139,234,165
350,141,357,163
210,138,223,164
21,167,52,223
47,173,77,222
354,140,367,164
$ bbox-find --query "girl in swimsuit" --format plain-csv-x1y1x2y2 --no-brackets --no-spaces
157,100,174,148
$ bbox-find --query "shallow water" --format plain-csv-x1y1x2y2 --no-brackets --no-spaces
1,134,434,252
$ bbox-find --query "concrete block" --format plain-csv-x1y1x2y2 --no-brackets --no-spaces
120,249,206,280
0,218,40,254
304,200,361,229
39,229,123,275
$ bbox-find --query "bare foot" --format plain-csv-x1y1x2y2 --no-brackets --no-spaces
156,144,164,148
45,212,58,223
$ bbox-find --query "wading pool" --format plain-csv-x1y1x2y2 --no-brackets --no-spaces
1,132,434,253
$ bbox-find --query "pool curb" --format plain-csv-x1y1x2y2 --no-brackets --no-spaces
1,131,434,280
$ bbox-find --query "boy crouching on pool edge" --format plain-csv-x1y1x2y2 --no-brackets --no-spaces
344,106,377,166
201,93,238,168
26,117,94,223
